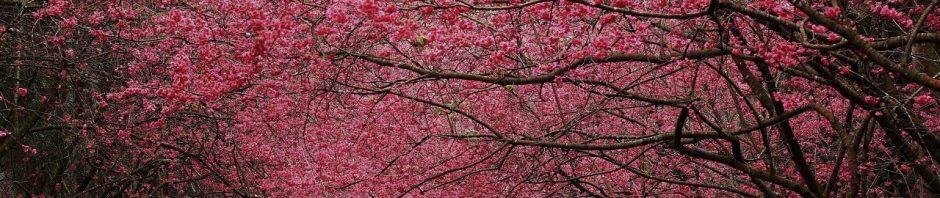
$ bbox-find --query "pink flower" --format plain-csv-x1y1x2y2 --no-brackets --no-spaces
864,96,880,106
89,30,109,42
477,37,494,47
811,24,827,33
539,12,552,20
66,48,75,58
599,13,618,25
827,33,841,42
328,9,348,23
0,131,8,138
839,67,851,75
357,1,379,18
384,4,398,13
16,87,27,97
900,164,912,173
611,0,630,7
902,18,916,28
315,26,336,36
50,36,66,44
419,6,434,16
914,95,933,105
21,145,36,154
61,17,78,29
823,7,841,18
88,11,106,25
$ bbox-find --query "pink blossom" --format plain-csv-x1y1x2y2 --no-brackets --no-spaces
61,17,78,29
21,145,36,154
50,36,66,44
823,7,841,18
16,87,27,97
88,11,106,25
89,30,109,42
599,13,618,25
914,95,933,105
420,6,434,16
865,96,880,106
315,26,336,36
839,66,851,75
827,33,841,42
611,0,630,7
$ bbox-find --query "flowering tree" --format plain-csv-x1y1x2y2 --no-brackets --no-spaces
2,0,940,197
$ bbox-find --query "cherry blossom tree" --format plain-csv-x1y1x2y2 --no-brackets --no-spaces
2,0,940,197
